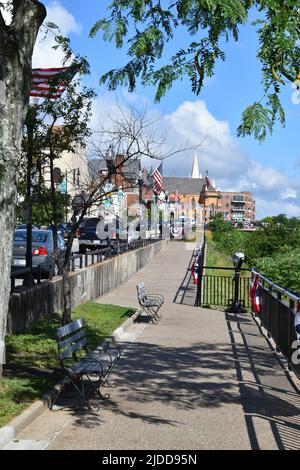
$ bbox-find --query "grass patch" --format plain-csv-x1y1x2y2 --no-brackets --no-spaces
1,302,134,427
203,232,250,309
205,231,234,276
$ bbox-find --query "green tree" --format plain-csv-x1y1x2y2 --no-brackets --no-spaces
209,213,233,236
0,0,46,374
91,0,300,142
22,72,95,324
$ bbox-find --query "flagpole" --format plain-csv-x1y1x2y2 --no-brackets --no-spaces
65,169,68,223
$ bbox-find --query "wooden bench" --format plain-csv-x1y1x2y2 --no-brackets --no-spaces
136,282,164,324
51,318,121,410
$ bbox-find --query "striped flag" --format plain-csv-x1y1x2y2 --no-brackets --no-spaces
295,301,300,340
153,163,163,194
174,186,180,202
30,67,71,99
250,273,261,314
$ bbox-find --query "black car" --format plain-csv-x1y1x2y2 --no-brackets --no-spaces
78,217,128,254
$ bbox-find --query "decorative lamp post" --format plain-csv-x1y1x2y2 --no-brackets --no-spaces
138,170,143,205
106,144,115,184
71,193,86,222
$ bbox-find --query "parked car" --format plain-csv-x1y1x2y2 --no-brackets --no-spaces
78,217,128,254
15,224,38,230
12,229,66,278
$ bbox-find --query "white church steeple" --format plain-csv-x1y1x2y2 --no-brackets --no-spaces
191,153,200,179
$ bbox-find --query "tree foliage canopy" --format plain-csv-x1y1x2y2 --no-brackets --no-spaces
209,213,300,293
91,0,300,141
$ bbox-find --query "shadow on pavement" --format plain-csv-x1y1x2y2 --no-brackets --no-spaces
55,311,300,449
225,310,300,450
173,252,197,307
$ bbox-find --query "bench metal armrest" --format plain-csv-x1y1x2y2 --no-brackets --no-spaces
146,294,164,302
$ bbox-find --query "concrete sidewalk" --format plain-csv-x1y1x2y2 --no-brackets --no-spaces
5,241,300,450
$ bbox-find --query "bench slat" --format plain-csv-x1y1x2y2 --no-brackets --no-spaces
57,318,85,339
58,330,86,350
59,337,88,361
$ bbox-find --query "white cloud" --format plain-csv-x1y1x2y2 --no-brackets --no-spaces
161,100,300,219
32,1,81,68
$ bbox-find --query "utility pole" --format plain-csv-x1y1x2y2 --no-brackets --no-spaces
24,106,37,287
138,170,143,205
65,169,68,223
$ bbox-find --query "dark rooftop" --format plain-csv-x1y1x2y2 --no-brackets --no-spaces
163,176,208,195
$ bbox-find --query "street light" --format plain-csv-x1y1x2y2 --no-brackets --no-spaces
71,193,87,221
106,145,115,184
226,252,246,313
60,168,81,222
138,170,143,205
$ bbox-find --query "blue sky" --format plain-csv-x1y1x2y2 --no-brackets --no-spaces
30,1,300,218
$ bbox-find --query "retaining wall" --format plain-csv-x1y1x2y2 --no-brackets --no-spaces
7,239,169,334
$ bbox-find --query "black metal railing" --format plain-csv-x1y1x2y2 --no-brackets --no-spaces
200,269,251,308
10,238,161,292
195,237,251,308
195,235,205,307
252,269,300,374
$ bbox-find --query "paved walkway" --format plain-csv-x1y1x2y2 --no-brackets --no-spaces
6,242,300,450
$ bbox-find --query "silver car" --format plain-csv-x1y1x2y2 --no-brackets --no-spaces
12,230,66,278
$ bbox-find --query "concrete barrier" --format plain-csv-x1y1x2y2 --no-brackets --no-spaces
7,239,169,334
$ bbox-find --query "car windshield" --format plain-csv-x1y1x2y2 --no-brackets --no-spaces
14,231,49,243
84,218,102,227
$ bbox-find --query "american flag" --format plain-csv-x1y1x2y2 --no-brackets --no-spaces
153,163,163,194
295,301,300,340
174,186,180,202
30,67,70,99
250,273,261,314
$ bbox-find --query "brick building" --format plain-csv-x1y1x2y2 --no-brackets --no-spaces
199,172,256,223
218,191,256,223
88,155,153,216
164,154,256,224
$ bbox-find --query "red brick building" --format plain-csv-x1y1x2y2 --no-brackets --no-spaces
218,191,256,223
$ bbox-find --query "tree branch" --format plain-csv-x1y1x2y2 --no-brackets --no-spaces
11,0,46,37
0,9,6,32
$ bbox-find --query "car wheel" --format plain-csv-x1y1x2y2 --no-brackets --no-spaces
79,245,86,254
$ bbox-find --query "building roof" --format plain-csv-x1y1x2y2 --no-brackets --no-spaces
88,158,141,180
88,159,107,177
164,176,207,195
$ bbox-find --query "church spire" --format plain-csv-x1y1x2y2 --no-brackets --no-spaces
191,152,200,179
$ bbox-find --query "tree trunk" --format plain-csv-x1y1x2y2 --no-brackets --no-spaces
61,266,72,325
61,209,88,325
0,1,46,374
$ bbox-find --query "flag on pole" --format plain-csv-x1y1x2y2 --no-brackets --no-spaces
295,301,300,340
30,67,71,99
174,185,180,202
152,163,163,194
250,273,261,314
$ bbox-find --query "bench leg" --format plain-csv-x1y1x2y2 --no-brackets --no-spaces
50,378,67,410
85,374,110,400
51,375,93,411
